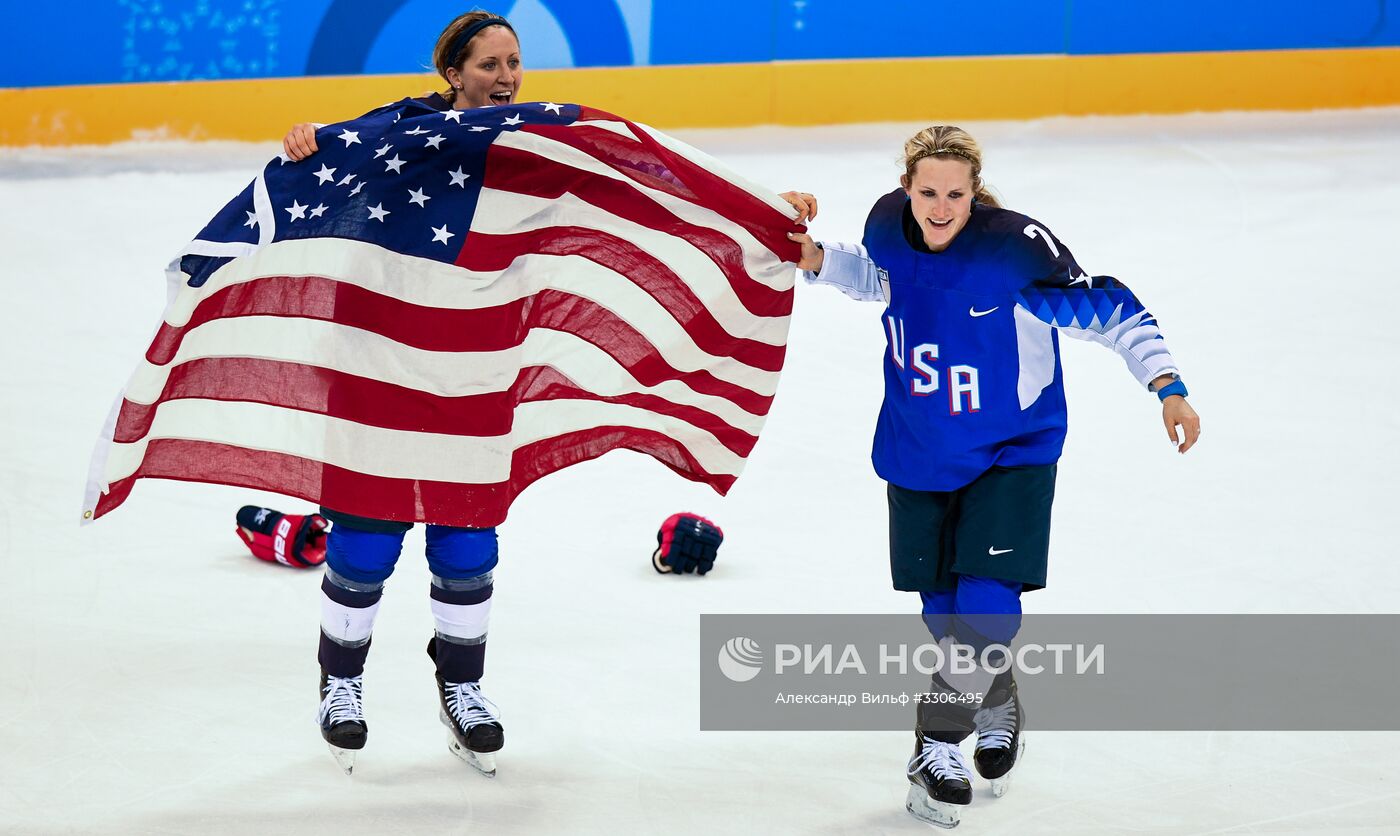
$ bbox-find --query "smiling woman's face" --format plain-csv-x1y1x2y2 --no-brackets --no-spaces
447,26,522,109
903,156,975,251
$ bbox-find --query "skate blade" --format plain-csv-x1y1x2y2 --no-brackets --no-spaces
439,710,499,777
327,744,357,775
905,784,961,829
989,739,1026,799
447,735,498,777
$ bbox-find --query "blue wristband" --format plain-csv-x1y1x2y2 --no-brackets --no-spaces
1156,379,1188,401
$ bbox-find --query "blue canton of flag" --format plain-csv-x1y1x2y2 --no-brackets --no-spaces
184,98,580,285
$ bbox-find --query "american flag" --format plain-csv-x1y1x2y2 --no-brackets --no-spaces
84,99,799,527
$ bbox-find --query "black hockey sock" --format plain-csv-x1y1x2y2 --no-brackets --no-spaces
430,636,487,683
916,672,979,744
318,572,384,678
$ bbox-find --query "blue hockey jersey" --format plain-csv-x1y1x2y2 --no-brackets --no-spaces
807,189,1180,492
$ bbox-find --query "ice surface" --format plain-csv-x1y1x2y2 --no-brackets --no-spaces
3,108,1399,834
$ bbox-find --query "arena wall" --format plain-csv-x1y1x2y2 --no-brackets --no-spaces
3,0,1397,145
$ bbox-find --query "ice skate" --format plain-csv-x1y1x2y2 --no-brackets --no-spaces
317,671,367,775
906,735,973,829
973,675,1024,798
435,676,504,776
425,638,504,776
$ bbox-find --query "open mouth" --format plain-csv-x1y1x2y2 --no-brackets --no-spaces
926,217,953,230
489,91,514,105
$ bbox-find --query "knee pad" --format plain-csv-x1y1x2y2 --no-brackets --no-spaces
425,525,498,580
953,575,1023,647
325,524,408,585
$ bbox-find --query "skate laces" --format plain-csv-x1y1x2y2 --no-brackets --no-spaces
318,675,365,726
973,698,1017,751
908,737,971,783
444,681,500,729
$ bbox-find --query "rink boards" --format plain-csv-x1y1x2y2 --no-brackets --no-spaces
4,45,1400,146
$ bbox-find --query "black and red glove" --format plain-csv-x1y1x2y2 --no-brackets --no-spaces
653,513,723,576
235,506,330,568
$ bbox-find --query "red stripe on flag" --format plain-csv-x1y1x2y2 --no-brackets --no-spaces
151,267,783,373
112,358,759,455
458,227,787,366
94,430,735,526
148,275,523,363
482,144,793,318
535,113,803,262
145,276,775,413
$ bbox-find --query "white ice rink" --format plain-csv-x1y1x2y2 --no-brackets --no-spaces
3,108,1399,835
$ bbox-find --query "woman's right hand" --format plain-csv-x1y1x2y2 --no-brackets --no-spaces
282,123,320,161
787,231,824,272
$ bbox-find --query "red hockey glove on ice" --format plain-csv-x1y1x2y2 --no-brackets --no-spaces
235,506,330,568
653,513,723,576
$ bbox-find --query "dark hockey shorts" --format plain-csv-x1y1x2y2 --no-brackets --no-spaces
319,507,414,534
887,463,1056,593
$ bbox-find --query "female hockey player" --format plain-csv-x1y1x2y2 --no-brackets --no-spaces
295,10,526,779
278,10,819,777
787,125,1199,828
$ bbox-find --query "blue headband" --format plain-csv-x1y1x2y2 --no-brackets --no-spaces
448,17,514,67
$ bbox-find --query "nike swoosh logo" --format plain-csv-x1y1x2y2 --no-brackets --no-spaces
988,547,1014,556
969,306,999,317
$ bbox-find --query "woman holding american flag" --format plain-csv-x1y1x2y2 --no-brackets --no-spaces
84,4,817,781
261,9,819,777
287,10,534,780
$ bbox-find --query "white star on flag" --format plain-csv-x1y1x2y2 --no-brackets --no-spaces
408,188,431,207
243,210,258,228
431,224,455,244
541,102,563,114
404,126,429,136
314,164,337,184
367,203,390,222
448,167,470,187
338,129,360,146
310,204,328,218
468,126,490,133
338,173,357,186
425,134,445,149
502,114,524,126
284,200,308,221
443,110,463,123
349,182,365,196
374,143,392,159
384,155,406,173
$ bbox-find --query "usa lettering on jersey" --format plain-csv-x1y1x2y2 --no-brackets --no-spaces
886,315,981,414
